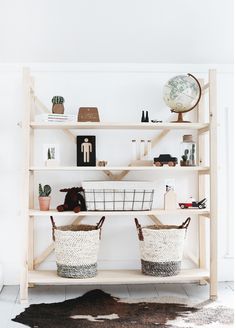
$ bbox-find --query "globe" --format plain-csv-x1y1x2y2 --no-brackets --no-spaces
163,73,201,122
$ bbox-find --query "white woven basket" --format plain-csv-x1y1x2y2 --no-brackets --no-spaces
135,217,191,277
50,216,105,278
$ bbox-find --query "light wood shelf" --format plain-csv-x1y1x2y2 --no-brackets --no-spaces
28,269,210,285
29,166,210,172
29,209,210,217
31,122,209,131
20,68,217,302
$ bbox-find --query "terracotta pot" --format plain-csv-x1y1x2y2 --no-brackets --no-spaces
52,104,64,114
39,197,51,211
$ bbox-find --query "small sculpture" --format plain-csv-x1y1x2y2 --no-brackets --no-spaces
52,96,65,114
178,198,207,209
57,187,87,213
154,154,178,167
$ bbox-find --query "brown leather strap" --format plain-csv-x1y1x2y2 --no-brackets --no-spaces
179,217,191,229
50,216,57,241
134,218,144,241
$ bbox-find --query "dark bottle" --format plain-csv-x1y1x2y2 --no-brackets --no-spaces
145,111,149,122
141,110,145,122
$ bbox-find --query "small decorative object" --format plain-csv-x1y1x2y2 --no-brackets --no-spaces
134,217,191,276
151,120,163,123
140,140,145,159
147,140,152,160
141,110,145,122
180,135,197,166
44,145,59,167
163,73,201,123
43,144,59,167
78,107,100,122
154,154,178,167
141,110,149,122
82,181,154,211
179,197,207,209
164,185,177,210
77,136,96,166
51,216,105,278
131,139,137,161
52,96,65,114
57,187,87,213
38,184,51,211
97,160,108,167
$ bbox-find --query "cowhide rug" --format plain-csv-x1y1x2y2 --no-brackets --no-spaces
12,289,234,327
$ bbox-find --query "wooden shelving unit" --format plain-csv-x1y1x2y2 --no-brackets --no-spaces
20,68,218,303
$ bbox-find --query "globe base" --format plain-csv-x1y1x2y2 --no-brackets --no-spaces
171,112,191,123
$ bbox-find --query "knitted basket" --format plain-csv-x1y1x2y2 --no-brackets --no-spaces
50,216,105,278
134,217,191,277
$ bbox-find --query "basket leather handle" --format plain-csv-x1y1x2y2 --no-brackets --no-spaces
96,216,105,229
50,216,57,241
134,218,144,241
179,217,191,229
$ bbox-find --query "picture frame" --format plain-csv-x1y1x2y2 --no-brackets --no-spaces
43,144,60,166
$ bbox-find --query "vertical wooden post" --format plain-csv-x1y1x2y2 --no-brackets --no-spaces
20,67,31,303
28,77,35,287
209,69,218,300
197,79,207,285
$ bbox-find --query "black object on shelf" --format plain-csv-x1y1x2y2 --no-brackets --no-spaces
141,110,146,122
77,136,96,166
153,154,178,167
145,111,149,122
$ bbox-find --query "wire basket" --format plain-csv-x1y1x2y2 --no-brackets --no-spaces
82,181,155,211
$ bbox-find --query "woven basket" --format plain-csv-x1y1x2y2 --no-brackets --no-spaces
134,217,191,277
50,216,105,278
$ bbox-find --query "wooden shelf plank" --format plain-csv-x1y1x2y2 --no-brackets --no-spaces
31,122,209,131
28,269,210,285
29,209,210,217
29,166,210,172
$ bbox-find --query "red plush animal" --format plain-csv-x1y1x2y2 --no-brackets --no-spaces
57,187,87,213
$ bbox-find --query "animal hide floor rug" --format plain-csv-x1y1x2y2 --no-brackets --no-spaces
12,289,234,328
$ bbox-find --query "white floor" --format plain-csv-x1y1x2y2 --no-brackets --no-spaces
0,282,234,328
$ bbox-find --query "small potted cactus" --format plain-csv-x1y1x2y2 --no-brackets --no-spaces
38,184,52,211
180,149,189,166
52,96,65,114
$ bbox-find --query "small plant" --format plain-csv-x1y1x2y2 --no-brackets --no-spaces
39,184,51,197
189,144,196,165
182,155,188,161
52,96,64,104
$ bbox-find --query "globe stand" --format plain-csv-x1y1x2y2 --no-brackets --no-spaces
171,112,191,123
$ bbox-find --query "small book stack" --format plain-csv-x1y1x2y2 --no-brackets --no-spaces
41,113,77,122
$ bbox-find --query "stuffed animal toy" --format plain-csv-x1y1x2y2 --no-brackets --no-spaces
57,187,87,213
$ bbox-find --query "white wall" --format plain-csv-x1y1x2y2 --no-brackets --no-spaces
0,63,233,284
0,0,233,63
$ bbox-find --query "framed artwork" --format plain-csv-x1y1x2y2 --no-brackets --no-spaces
43,144,60,166
77,136,96,166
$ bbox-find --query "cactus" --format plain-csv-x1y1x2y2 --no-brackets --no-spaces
52,96,64,104
189,144,196,165
184,149,189,158
39,184,51,197
182,155,188,161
